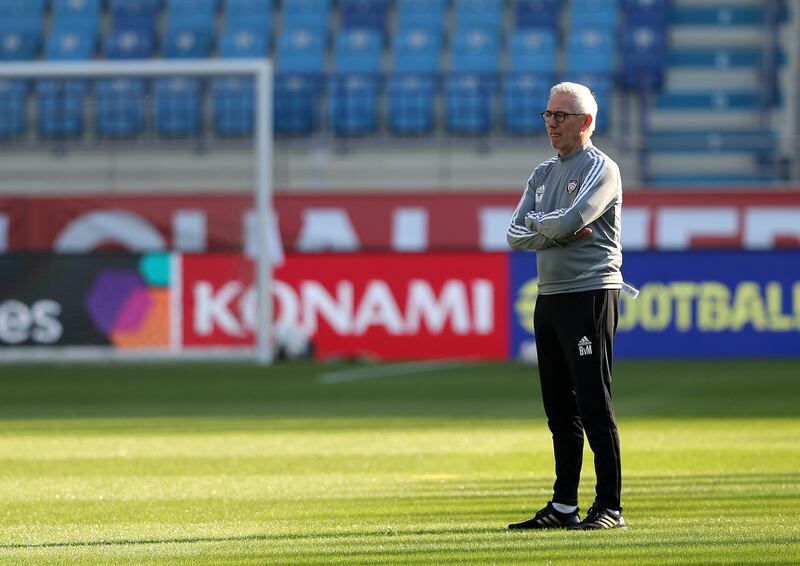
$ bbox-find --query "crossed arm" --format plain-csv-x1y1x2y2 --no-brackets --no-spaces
507,162,617,250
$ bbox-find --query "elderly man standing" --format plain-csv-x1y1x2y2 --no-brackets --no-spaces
506,82,626,531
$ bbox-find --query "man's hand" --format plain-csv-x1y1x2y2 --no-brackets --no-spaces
565,227,592,241
524,211,539,231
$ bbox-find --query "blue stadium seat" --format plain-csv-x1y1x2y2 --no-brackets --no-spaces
565,29,615,74
454,0,503,33
219,27,269,57
276,29,326,74
392,28,442,73
334,29,382,74
328,75,379,136
0,79,27,139
282,0,331,34
104,28,156,59
162,28,214,58
274,74,320,134
620,25,667,89
36,79,87,138
451,29,500,74
225,0,272,31
387,74,436,134
0,0,46,23
0,29,41,60
503,73,550,134
52,0,102,33
94,78,146,137
623,0,670,27
0,0,44,59
515,0,560,29
340,0,390,33
570,0,620,28
396,0,446,33
445,74,493,134
45,30,97,60
212,77,254,136
109,0,161,34
507,29,556,75
154,77,203,137
166,0,218,33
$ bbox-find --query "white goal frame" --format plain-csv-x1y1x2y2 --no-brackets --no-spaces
0,59,274,365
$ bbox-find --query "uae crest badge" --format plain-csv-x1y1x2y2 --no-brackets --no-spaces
567,179,578,194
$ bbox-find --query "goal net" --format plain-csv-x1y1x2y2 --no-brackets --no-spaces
0,59,276,364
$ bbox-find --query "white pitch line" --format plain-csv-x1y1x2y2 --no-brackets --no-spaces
318,361,465,384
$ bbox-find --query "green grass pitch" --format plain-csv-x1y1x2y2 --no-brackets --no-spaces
0,359,799,565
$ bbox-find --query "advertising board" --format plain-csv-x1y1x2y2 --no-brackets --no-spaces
509,250,800,359
0,192,799,253
0,253,170,349
182,253,510,360
1,250,797,361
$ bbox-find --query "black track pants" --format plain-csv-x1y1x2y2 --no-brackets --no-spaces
533,289,621,510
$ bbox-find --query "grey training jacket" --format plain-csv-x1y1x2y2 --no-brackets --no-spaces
506,141,623,295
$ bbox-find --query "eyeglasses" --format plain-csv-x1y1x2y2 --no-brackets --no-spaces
541,111,585,123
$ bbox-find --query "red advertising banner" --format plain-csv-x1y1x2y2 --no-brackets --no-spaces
182,253,510,360
1,191,800,253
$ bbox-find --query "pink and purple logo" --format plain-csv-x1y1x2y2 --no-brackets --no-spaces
84,254,170,349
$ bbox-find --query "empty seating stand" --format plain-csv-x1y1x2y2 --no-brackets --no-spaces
515,0,561,29
396,0,446,33
275,22,326,134
328,75,379,136
565,29,616,76
108,0,160,34
0,0,790,183
105,0,160,58
0,79,27,139
36,79,87,138
393,28,442,74
0,0,46,60
387,75,436,134
212,76,254,136
333,29,382,74
225,0,272,31
445,74,493,135
154,77,203,137
620,0,669,90
276,28,326,74
328,28,382,136
503,74,551,134
281,0,330,34
103,28,155,59
454,0,504,34
163,0,217,58
620,24,668,90
570,0,619,27
220,0,272,58
95,78,146,137
274,74,319,134
48,0,101,59
507,29,557,78
504,29,557,134
340,0,390,34
642,2,785,185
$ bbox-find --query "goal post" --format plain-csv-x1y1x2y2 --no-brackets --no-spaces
0,59,275,365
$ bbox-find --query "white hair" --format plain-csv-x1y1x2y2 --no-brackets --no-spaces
549,82,598,136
